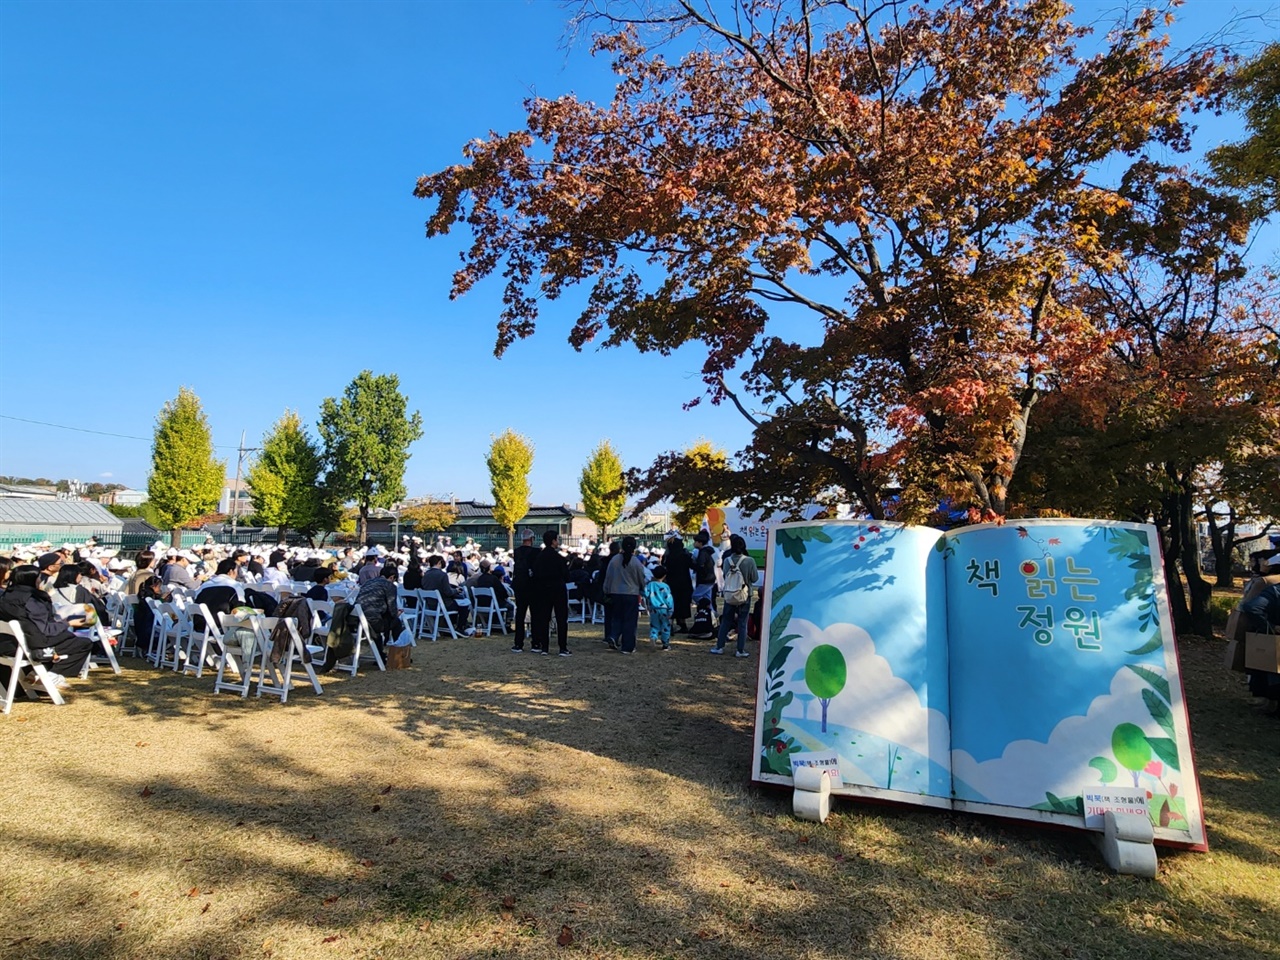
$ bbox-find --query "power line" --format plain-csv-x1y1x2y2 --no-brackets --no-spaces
0,414,242,450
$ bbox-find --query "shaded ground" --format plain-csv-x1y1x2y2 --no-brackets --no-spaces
2,626,1277,960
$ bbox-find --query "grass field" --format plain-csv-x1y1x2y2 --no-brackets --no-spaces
2,622,1277,960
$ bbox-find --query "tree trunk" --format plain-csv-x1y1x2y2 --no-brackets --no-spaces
1174,480,1214,637
357,504,369,546
1204,504,1235,589
170,527,182,549
507,527,514,551
1157,516,1191,634
278,524,288,546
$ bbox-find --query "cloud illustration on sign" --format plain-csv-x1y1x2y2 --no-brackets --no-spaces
951,666,1166,807
781,618,950,762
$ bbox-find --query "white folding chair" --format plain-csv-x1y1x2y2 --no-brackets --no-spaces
143,597,167,665
1,619,67,710
179,603,226,679
159,601,192,672
80,621,123,677
255,617,322,702
339,604,386,676
105,591,135,650
213,612,260,698
470,586,507,635
566,584,586,623
305,599,333,660
417,589,459,641
396,587,421,638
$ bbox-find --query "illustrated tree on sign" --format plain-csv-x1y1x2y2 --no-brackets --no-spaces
579,441,626,540
417,0,1228,522
246,410,326,544
487,430,534,550
148,387,225,547
805,644,847,733
317,371,423,545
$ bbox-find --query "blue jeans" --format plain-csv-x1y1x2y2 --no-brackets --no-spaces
608,594,641,652
715,600,750,654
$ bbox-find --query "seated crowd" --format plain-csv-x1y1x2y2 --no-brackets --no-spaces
0,526,766,700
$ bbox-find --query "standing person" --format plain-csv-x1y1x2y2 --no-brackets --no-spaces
604,535,648,654
691,531,717,608
530,531,571,656
644,565,675,651
710,534,759,658
662,536,694,632
510,529,538,652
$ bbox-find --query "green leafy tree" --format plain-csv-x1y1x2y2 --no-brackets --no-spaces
148,387,225,546
579,441,626,539
654,439,729,533
487,429,535,550
318,371,424,544
246,411,326,544
804,644,847,733
401,500,460,537
1208,42,1279,216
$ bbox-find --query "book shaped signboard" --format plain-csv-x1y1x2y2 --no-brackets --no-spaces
752,519,1206,849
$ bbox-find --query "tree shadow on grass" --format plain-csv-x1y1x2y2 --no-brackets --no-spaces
4,630,1278,959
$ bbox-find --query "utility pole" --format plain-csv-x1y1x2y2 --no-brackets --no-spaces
230,431,259,537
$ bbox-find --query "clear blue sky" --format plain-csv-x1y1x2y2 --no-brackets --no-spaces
0,0,1274,506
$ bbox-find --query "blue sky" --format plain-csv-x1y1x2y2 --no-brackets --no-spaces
0,0,1275,505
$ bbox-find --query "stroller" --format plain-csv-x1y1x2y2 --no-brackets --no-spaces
687,596,717,640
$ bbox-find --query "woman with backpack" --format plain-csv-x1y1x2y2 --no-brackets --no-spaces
710,534,758,658
603,535,648,654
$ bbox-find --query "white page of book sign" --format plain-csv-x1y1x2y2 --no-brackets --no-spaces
790,751,844,788
1083,787,1150,830
751,518,1207,850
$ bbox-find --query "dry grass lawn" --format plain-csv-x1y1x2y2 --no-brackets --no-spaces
2,625,1278,960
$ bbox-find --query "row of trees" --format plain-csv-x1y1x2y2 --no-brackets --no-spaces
144,377,695,550
416,1,1278,634
146,372,423,546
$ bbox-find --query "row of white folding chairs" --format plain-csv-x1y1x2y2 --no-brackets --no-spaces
395,587,478,641
1,617,123,714
141,595,385,685
208,610,323,702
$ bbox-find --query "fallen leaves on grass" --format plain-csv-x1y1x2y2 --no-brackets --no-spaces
557,924,575,947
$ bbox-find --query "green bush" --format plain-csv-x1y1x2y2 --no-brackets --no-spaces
1210,594,1236,627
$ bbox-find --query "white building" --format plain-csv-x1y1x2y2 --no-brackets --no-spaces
219,478,252,517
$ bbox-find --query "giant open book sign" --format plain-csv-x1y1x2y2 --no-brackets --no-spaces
751,519,1206,850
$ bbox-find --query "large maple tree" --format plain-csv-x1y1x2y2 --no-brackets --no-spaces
1014,162,1278,634
417,0,1228,519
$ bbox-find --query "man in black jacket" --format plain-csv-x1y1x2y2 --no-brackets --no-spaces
421,554,473,635
510,528,537,652
529,531,570,656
